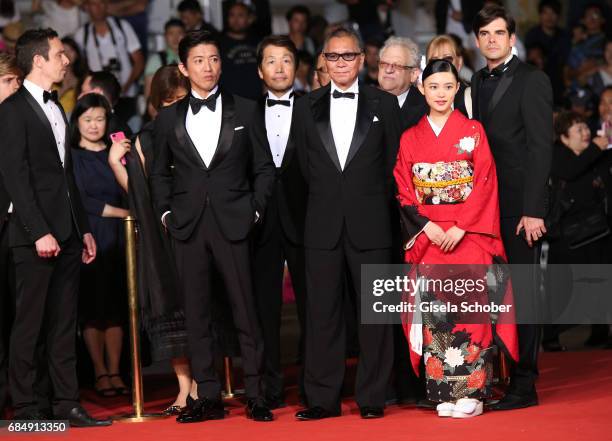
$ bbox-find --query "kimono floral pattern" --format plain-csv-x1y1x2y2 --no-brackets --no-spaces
412,160,474,205
454,133,480,155
420,280,493,402
422,294,493,402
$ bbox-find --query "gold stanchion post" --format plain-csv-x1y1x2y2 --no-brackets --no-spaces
222,357,235,399
115,216,167,423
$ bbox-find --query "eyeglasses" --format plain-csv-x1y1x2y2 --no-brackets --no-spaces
323,52,362,62
378,61,416,71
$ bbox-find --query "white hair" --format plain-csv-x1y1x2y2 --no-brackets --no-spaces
379,36,420,67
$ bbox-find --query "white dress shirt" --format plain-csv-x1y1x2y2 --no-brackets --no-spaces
265,89,293,168
397,88,410,108
186,86,222,167
330,79,359,170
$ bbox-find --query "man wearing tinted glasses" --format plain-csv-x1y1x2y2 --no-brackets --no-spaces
377,36,428,131
293,26,402,421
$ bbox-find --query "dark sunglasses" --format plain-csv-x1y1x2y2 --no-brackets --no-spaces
323,52,362,62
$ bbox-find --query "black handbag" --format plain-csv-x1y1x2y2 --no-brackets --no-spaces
561,202,610,249
544,179,573,240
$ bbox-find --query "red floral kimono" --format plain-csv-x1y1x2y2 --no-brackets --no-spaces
393,110,518,402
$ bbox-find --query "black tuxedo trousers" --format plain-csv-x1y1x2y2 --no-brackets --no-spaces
304,229,393,412
252,201,307,400
9,233,81,416
173,208,264,400
500,217,542,394
0,217,10,415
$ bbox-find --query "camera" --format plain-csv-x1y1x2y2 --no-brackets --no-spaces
103,58,122,74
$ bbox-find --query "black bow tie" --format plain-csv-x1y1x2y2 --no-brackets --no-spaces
483,58,513,79
267,98,291,107
332,90,356,99
190,91,219,114
43,90,59,104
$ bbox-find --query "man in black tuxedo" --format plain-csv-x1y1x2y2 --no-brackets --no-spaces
293,27,402,420
250,35,307,409
377,36,428,133
0,29,110,427
0,185,9,417
150,30,275,423
471,5,553,410
0,52,20,418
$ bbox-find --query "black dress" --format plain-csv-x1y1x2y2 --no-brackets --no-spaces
128,122,189,361
72,147,127,326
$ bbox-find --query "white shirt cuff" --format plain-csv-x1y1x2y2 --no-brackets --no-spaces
161,211,171,226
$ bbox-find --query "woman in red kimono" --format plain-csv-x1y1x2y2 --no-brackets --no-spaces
393,59,518,418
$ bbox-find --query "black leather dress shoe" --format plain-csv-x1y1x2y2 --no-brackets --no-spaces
246,400,274,422
488,392,538,411
176,399,225,423
295,406,340,421
63,406,112,427
360,407,384,419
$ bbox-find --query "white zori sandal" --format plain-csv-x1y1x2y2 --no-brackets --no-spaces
436,402,455,417
451,398,483,418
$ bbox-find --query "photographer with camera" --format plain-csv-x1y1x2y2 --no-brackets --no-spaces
74,0,144,128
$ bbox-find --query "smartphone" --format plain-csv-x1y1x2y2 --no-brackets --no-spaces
110,132,127,164
110,131,126,143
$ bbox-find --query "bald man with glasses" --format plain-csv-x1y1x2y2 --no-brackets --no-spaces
293,27,402,421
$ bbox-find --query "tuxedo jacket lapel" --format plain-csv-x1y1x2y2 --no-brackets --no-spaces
174,96,207,169
254,97,274,163
472,74,481,121
209,92,235,170
344,86,376,168
280,118,296,171
487,73,514,118
310,85,342,172
21,88,63,166
486,58,519,120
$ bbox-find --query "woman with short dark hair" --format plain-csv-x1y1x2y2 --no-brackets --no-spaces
543,111,611,350
70,93,130,397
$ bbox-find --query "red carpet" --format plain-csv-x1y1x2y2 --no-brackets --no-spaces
4,350,611,441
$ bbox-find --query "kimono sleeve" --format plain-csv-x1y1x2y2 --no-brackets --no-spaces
393,130,430,249
454,123,500,236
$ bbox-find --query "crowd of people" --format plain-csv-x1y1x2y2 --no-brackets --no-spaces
0,0,611,429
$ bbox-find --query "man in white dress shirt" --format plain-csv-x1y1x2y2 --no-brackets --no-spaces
250,35,308,409
293,26,402,421
149,30,276,424
0,28,108,427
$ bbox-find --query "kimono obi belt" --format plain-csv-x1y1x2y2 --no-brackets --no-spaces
412,160,474,205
